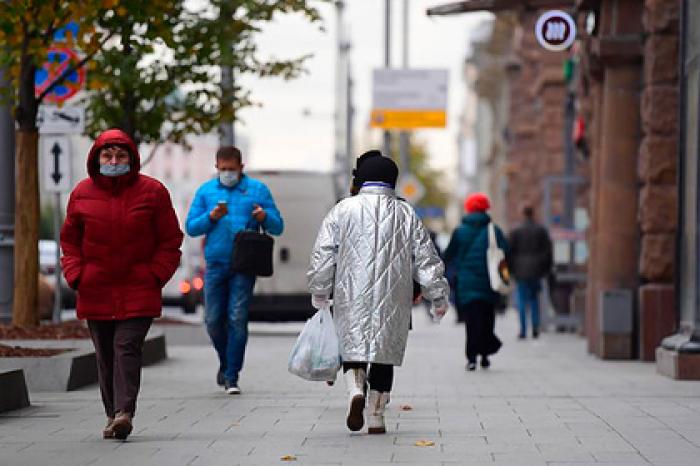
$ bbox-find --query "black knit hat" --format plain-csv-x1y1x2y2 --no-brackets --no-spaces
351,150,382,189
356,155,399,188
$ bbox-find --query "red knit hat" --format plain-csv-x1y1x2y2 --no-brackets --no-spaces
464,192,491,213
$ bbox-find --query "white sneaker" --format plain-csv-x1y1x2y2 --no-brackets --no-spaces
367,390,389,434
343,368,366,431
225,384,241,395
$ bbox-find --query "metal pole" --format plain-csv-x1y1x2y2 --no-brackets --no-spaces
0,66,15,322
564,92,575,228
220,66,235,146
219,2,235,147
346,61,354,169
52,192,62,323
383,0,392,157
399,0,410,174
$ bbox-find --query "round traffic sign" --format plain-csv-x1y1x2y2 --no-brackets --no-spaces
535,10,576,52
35,47,86,103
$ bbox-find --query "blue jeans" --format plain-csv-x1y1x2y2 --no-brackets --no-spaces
204,265,256,385
517,279,541,336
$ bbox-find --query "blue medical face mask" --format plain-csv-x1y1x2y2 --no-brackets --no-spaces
219,170,240,187
99,163,130,177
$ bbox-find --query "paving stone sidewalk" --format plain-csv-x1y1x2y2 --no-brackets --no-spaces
2,308,700,465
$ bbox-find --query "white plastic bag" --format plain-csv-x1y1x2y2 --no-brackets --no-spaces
288,306,341,381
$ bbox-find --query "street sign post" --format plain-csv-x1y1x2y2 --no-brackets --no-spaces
42,136,72,193
34,47,86,103
535,10,577,52
371,69,448,129
38,105,85,134
41,136,71,323
397,173,426,205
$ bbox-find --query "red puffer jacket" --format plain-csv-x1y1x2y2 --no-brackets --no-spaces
60,129,183,320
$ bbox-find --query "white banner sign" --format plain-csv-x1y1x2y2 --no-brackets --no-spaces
371,69,449,129
38,105,85,134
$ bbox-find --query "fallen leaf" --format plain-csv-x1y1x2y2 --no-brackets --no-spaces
400,404,413,411
280,455,297,461
414,440,435,447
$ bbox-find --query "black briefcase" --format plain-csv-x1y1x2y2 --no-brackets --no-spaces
230,228,274,277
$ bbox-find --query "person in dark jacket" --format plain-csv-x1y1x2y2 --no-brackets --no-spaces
61,129,183,440
508,205,553,339
443,193,509,371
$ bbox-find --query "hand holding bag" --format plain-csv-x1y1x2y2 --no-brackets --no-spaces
288,306,341,382
487,222,511,295
231,221,274,277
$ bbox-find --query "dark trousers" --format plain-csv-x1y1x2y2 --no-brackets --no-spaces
87,317,153,418
343,362,393,392
458,300,501,363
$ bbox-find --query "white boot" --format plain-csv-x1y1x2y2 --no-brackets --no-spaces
343,368,366,431
367,390,389,434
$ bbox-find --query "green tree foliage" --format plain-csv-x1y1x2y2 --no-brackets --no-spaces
85,0,325,156
0,0,117,327
0,0,114,126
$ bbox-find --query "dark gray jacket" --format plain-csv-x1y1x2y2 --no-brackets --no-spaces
508,220,553,281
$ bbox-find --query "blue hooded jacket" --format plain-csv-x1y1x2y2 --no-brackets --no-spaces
443,212,509,306
185,174,283,266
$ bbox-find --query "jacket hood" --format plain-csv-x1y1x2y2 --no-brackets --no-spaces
462,211,491,226
87,129,141,187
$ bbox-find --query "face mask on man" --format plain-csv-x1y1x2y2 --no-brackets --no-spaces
219,170,240,187
100,163,130,177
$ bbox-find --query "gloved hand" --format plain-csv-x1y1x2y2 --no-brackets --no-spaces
430,298,448,322
311,294,330,310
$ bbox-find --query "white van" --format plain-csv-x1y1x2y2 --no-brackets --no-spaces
247,170,341,321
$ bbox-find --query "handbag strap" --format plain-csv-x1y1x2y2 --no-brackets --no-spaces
487,222,497,250
244,217,267,233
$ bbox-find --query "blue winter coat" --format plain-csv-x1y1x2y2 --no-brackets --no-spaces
443,212,509,306
185,174,284,267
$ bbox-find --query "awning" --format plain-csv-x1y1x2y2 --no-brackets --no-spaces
426,0,574,16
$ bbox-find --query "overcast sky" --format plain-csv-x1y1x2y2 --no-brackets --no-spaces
236,1,492,173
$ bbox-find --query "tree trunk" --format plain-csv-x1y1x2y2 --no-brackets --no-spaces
12,130,40,327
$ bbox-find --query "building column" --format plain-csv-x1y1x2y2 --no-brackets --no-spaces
591,65,642,359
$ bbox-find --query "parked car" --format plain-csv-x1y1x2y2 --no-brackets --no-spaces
38,239,76,309
161,250,204,314
40,239,203,314
246,170,340,321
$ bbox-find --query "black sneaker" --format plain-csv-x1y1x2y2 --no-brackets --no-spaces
216,370,225,387
481,356,490,369
532,328,539,339
466,362,476,371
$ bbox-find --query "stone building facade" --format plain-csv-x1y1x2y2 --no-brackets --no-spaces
440,0,684,365
577,0,680,360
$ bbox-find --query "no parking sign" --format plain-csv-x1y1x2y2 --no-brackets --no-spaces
34,47,85,103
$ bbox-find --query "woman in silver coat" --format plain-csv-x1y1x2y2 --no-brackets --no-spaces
307,155,449,434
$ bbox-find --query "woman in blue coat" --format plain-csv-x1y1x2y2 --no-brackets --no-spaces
443,193,509,371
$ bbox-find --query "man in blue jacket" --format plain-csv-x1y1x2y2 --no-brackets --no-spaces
186,147,283,394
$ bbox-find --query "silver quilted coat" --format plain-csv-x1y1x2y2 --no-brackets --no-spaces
307,185,449,366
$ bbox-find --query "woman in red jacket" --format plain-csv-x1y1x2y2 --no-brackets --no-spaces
61,129,183,440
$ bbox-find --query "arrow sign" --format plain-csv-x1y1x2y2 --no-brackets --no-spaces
51,142,63,184
42,136,71,193
38,105,85,134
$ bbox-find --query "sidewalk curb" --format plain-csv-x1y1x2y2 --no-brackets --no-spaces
0,330,167,391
